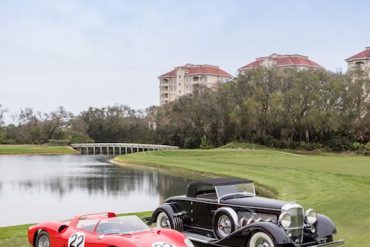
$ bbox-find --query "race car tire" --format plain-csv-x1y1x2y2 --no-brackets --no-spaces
248,231,275,247
213,209,237,239
156,211,173,229
35,231,50,247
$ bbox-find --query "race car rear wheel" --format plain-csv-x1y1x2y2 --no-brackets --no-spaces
35,231,50,247
248,231,275,247
156,211,172,229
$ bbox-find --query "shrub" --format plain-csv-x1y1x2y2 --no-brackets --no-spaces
199,136,213,149
328,136,353,152
184,136,200,149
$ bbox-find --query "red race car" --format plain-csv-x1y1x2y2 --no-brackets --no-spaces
28,212,195,247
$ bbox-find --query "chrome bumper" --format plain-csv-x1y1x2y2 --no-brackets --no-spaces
308,240,345,247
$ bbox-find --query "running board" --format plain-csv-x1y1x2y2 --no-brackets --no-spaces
184,232,217,244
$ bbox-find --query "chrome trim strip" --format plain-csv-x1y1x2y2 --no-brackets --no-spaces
168,198,282,212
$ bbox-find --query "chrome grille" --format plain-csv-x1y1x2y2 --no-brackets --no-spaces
282,203,304,243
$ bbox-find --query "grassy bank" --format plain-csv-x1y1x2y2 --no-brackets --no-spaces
0,145,78,155
114,145,370,246
0,212,151,247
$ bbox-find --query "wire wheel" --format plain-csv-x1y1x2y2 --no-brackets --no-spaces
156,211,172,229
36,231,50,247
248,232,275,247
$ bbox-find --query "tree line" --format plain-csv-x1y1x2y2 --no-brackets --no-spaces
0,68,369,153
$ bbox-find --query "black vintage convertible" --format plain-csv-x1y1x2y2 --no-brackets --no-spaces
150,178,344,247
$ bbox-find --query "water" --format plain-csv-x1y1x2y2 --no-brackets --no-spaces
0,155,193,227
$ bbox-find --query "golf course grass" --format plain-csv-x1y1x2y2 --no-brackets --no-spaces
114,143,370,246
0,145,78,155
0,212,152,247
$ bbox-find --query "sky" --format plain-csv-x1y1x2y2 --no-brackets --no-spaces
0,0,369,122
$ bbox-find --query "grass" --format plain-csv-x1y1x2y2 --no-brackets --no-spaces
0,145,78,155
0,212,152,247
114,144,370,247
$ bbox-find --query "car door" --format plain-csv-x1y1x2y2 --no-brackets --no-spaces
191,185,218,229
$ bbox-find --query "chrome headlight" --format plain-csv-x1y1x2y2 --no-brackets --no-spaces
305,209,317,225
278,212,291,228
184,238,194,247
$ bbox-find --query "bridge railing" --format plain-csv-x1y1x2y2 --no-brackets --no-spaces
70,143,178,155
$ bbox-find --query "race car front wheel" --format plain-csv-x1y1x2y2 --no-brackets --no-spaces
248,232,275,247
156,211,172,229
35,231,50,247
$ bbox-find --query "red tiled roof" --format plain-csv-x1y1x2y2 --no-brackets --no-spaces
159,64,232,78
238,54,324,71
345,47,370,62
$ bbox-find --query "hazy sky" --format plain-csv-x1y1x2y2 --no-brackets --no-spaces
0,0,369,120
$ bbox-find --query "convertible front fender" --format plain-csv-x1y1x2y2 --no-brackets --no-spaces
216,221,291,247
149,203,180,225
316,214,337,238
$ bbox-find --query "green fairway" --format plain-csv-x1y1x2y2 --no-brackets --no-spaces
0,212,151,247
115,145,370,246
0,145,78,155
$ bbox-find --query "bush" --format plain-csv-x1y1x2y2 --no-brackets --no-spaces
199,136,213,149
184,136,201,149
48,139,70,146
328,136,353,152
365,142,370,156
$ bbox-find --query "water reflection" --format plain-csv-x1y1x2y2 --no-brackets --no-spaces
0,155,194,226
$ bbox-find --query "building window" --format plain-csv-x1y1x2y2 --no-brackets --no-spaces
355,61,365,70
193,76,199,82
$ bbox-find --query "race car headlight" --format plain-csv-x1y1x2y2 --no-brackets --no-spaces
278,212,291,228
184,238,194,247
305,209,317,225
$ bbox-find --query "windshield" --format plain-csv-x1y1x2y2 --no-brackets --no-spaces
216,183,256,199
96,215,149,235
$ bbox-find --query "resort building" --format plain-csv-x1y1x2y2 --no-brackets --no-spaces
345,46,370,76
158,64,232,105
238,53,324,73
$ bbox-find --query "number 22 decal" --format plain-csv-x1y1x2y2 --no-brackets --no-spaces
68,232,85,247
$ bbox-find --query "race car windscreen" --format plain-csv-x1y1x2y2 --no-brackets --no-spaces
216,182,256,198
96,215,150,235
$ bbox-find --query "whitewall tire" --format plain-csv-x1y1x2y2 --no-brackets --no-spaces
248,232,275,247
156,211,172,229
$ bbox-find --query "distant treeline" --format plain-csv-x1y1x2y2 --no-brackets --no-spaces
0,68,369,153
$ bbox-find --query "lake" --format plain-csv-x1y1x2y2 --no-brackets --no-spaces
0,155,193,227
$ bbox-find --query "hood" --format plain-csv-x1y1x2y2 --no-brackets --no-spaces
104,229,186,247
222,196,289,210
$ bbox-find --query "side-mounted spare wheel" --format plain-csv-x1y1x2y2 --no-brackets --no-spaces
212,207,238,239
35,230,50,247
248,231,275,247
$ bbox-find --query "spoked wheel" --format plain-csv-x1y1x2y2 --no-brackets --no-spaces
213,211,236,239
248,232,275,247
156,211,172,229
35,231,50,247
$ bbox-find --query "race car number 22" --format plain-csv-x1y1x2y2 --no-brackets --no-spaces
68,232,86,247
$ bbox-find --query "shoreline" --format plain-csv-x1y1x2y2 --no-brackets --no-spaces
111,157,278,198
0,145,79,155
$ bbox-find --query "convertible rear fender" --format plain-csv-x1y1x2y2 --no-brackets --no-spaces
316,214,337,238
216,221,291,246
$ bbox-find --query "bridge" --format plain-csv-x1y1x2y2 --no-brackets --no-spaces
71,143,178,155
